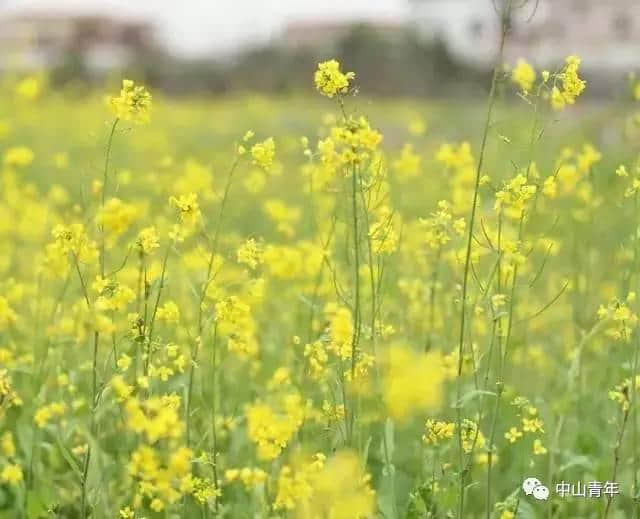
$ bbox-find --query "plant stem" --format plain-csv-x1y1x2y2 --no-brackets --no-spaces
78,118,118,519
425,247,442,352
72,253,99,519
348,164,361,446
604,405,630,518
100,118,119,279
485,39,545,517
144,242,171,375
455,4,510,516
631,194,640,516
186,157,240,446
210,322,220,512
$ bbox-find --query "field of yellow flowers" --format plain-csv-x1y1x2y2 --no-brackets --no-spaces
2,46,640,519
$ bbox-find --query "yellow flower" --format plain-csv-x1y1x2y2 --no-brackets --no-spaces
561,55,586,102
1,464,23,485
423,419,455,446
169,193,201,226
511,58,536,93
327,306,354,359
237,238,263,269
51,223,98,264
34,401,67,428
543,176,557,198
461,419,486,453
504,427,523,443
408,118,427,136
551,86,565,111
251,137,276,170
150,498,164,512
522,417,545,434
314,59,355,98
97,198,138,239
15,76,42,101
551,55,586,111
369,206,398,254
393,143,421,180
4,146,34,167
156,301,180,323
1,432,15,457
533,439,547,455
111,375,133,400
109,79,152,123
303,451,375,519
382,345,445,422
136,226,160,255
616,165,629,177
323,116,382,167
494,173,537,219
245,394,307,460
117,354,132,371
119,507,135,519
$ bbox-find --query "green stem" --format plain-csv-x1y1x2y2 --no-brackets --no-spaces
485,47,544,517
632,193,639,515
425,247,442,352
210,322,220,512
100,118,119,279
144,242,171,375
72,253,99,519
455,5,510,515
604,405,630,518
186,157,240,447
349,164,361,446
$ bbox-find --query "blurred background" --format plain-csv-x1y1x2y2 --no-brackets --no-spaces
0,0,637,97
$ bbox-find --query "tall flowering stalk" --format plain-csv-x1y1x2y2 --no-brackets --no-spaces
315,60,387,446
76,79,151,519
454,3,512,516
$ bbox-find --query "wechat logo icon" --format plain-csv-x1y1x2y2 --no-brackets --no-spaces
523,477,549,500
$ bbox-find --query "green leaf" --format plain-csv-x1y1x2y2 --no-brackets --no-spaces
55,435,83,480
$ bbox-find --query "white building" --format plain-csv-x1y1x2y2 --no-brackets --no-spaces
0,9,157,72
409,0,640,71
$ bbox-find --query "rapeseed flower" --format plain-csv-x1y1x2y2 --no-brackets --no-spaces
551,55,586,110
251,137,276,170
4,146,34,167
314,59,355,98
511,58,536,93
0,464,23,485
109,79,152,123
298,451,374,519
382,345,445,421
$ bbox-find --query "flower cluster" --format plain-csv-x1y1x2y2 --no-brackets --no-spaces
314,59,355,98
109,79,152,123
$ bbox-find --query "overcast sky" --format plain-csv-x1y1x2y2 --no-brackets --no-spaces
1,0,410,56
